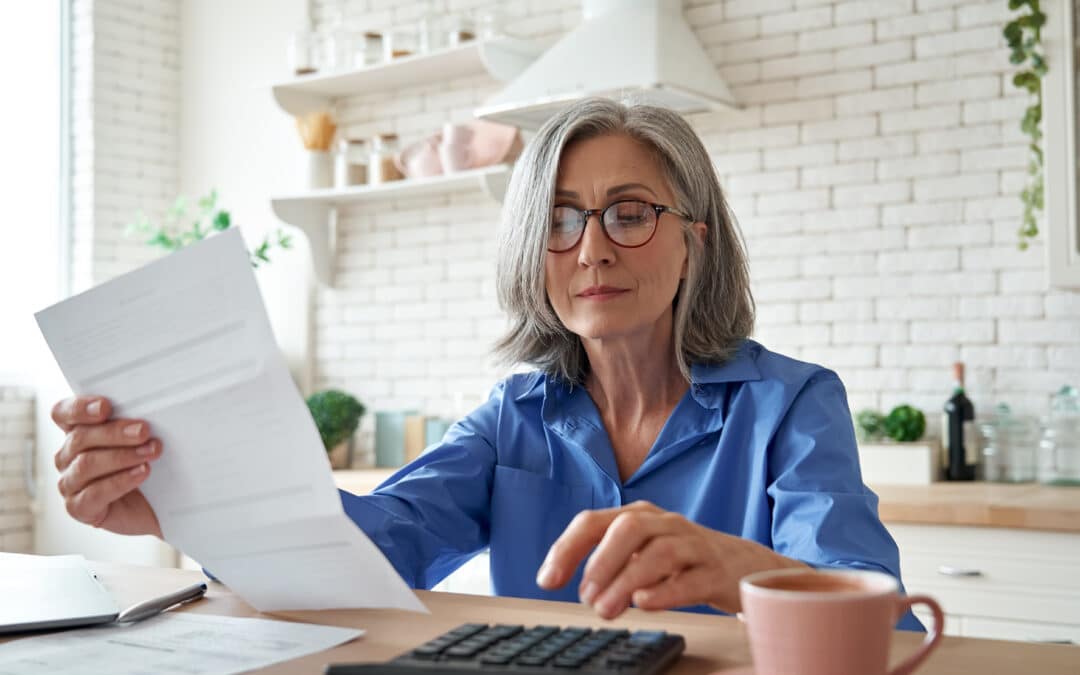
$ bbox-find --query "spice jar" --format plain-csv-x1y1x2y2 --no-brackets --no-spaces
334,138,368,188
383,25,418,61
369,133,404,185
288,29,318,75
353,31,384,68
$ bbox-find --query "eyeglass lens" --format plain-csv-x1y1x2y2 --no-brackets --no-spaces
549,200,657,252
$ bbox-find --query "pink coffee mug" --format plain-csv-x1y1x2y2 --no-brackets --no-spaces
739,568,944,675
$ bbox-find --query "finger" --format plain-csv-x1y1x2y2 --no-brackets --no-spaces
54,418,152,472
580,510,685,604
538,502,666,591
51,397,112,432
631,566,719,612
58,440,161,498
66,463,151,527
537,507,626,590
590,535,696,619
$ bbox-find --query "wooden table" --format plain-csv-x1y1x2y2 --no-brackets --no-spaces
13,561,1072,674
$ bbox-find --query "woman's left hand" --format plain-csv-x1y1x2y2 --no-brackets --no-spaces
535,501,807,619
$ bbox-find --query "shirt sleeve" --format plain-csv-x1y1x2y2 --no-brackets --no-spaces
338,381,504,589
766,370,925,632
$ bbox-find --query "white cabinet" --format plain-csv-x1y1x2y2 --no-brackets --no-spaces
889,523,1080,643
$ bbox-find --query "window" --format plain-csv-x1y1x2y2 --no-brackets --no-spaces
0,0,67,384
1044,0,1080,287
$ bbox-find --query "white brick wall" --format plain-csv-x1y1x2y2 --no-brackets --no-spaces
307,0,1080,451
71,0,180,292
0,389,34,553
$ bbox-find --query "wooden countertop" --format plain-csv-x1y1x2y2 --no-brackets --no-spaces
15,561,1074,674
333,470,1080,533
872,482,1080,533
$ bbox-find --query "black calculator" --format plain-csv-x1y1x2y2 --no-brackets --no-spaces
325,623,686,675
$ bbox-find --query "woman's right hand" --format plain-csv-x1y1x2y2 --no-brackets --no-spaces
51,396,163,538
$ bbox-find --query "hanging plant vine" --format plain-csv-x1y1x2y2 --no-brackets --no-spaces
1004,0,1048,249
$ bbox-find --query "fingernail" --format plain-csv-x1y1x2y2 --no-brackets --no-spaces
580,581,598,605
130,464,147,476
87,400,102,416
595,596,614,617
536,564,555,587
136,442,155,456
124,423,143,438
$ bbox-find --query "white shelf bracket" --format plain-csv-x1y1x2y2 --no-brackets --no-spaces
271,198,338,285
478,37,542,82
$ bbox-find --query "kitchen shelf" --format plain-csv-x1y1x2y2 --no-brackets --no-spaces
271,164,512,285
271,36,542,115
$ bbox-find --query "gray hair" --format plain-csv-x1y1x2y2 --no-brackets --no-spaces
494,97,754,385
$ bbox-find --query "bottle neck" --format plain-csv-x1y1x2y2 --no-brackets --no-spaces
952,381,965,395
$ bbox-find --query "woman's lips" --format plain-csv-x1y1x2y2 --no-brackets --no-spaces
578,286,628,300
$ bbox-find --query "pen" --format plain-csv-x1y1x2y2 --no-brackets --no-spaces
116,582,208,623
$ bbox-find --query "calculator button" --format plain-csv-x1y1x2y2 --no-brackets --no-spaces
628,631,666,646
480,653,514,665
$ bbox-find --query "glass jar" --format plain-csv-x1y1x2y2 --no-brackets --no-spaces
978,404,1039,483
384,25,419,61
418,14,446,54
353,31,384,68
1039,385,1080,486
369,133,404,185
334,138,368,188
445,15,476,47
322,24,353,72
287,30,318,75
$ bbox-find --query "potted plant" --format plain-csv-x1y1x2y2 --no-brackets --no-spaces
306,389,366,470
854,404,936,485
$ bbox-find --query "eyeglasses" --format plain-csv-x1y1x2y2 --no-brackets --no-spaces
547,199,693,253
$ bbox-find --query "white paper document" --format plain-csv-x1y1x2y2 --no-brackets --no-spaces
0,612,363,675
36,229,425,613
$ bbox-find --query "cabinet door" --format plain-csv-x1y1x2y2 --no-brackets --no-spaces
888,523,1080,639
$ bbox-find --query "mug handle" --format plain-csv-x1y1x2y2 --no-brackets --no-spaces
888,595,945,675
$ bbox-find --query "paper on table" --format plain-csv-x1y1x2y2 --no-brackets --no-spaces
0,612,363,675
35,229,425,613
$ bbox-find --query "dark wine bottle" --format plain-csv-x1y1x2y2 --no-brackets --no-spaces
942,362,977,481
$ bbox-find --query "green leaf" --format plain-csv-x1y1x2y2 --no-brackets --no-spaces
197,189,217,213
1004,22,1022,43
212,210,231,230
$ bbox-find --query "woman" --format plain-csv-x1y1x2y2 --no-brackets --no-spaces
51,98,921,630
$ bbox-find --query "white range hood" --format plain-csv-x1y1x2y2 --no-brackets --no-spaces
474,0,737,129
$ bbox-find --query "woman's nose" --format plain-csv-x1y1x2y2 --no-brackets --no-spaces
577,214,615,267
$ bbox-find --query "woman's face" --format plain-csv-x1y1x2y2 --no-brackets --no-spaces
545,133,692,345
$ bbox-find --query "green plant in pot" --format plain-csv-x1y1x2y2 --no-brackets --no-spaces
306,389,366,470
855,405,926,443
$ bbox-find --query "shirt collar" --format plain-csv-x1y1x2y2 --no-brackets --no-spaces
689,339,762,408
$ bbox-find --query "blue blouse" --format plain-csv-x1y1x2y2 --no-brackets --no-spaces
340,339,923,631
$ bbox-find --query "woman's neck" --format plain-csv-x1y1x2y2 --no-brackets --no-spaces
581,323,689,426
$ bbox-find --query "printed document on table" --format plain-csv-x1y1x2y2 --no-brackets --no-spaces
35,228,425,612
0,612,363,675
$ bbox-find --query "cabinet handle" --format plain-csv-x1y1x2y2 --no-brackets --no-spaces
937,565,983,577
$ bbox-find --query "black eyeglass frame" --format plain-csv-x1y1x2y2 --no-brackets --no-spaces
547,199,694,253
